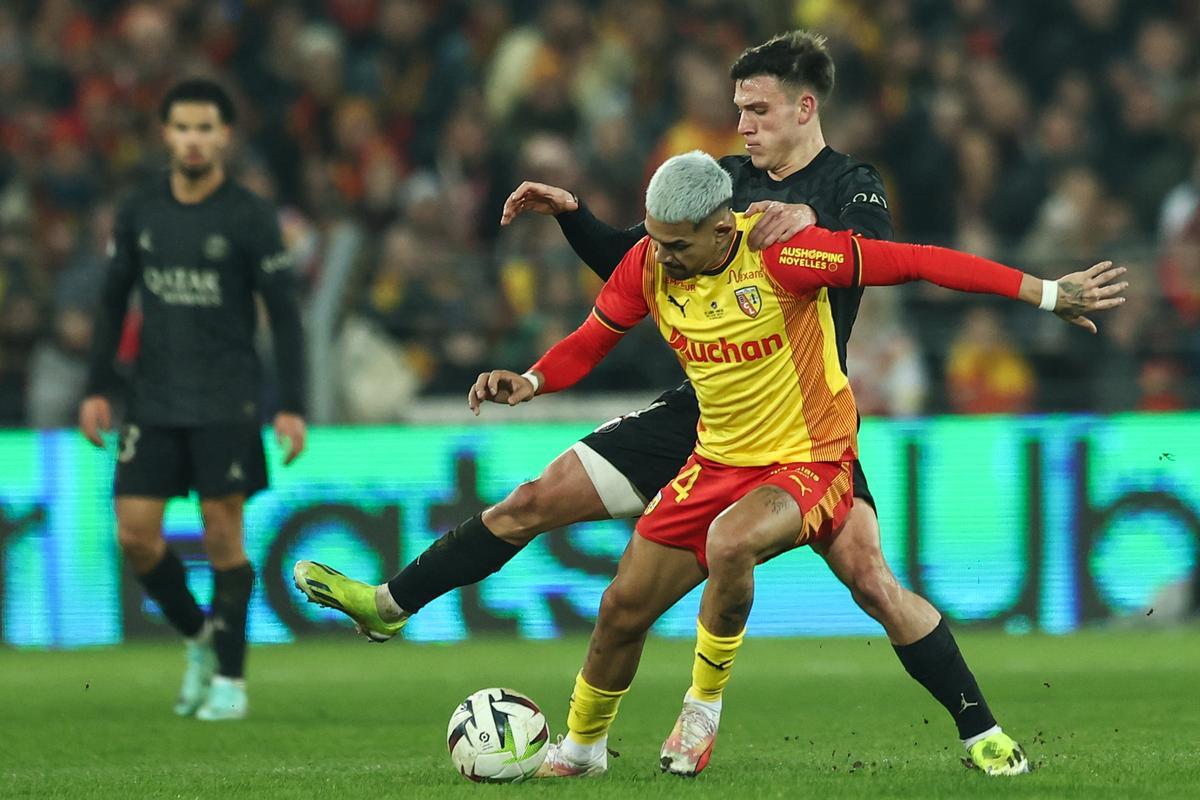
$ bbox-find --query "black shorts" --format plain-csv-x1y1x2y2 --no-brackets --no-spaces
579,383,876,510
114,421,269,499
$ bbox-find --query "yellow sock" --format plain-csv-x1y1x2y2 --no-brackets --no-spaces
690,617,745,703
565,671,628,745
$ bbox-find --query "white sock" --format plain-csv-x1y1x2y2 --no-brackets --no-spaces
374,585,409,622
561,734,607,764
211,674,246,690
962,724,1002,750
684,689,723,718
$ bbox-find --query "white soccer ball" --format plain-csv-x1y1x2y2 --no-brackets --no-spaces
447,687,550,783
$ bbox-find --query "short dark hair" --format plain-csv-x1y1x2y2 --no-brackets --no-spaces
159,78,236,124
729,30,835,105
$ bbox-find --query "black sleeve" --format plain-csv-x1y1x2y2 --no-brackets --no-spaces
817,165,894,242
554,200,647,281
246,201,307,416
84,200,140,398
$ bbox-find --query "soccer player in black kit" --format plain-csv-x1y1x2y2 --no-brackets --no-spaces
296,32,1027,773
81,79,307,721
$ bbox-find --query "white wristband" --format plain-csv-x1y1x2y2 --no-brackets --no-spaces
520,371,541,395
1039,280,1059,312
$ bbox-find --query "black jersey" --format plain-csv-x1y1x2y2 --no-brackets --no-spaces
85,175,305,426
557,145,893,372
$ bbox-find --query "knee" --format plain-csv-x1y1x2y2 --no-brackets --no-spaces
845,561,902,619
595,584,653,642
117,522,161,565
704,519,758,572
492,480,555,540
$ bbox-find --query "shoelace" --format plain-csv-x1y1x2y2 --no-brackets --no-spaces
676,705,718,750
546,735,571,768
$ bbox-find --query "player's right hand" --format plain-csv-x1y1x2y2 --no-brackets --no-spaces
500,182,579,225
468,371,537,415
78,395,113,448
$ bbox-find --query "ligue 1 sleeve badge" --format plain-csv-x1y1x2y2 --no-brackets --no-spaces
735,286,762,318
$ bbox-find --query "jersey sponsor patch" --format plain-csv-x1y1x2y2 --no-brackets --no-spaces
260,250,292,274
667,327,782,364
143,266,222,306
776,247,844,271
850,191,888,208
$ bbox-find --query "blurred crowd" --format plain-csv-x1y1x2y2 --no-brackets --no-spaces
1,0,1198,425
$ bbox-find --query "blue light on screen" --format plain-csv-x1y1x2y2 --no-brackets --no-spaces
0,414,1196,648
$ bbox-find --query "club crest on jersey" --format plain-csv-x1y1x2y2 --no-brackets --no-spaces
204,234,229,261
735,286,762,318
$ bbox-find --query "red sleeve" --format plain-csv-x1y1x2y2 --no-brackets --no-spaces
594,237,653,330
530,238,652,394
762,226,1023,299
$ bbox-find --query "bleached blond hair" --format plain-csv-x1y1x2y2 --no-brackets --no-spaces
645,151,733,225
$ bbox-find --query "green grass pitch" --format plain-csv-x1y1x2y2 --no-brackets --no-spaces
3,629,1198,799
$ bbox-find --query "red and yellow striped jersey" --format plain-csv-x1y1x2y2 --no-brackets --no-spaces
533,211,1024,467
592,213,858,465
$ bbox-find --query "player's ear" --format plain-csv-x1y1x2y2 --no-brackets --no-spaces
797,90,817,124
711,212,734,242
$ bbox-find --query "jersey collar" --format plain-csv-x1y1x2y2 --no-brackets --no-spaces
766,145,834,186
699,230,743,277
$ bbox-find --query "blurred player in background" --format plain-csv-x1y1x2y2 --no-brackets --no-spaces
296,31,1015,768
472,151,1125,778
80,79,307,721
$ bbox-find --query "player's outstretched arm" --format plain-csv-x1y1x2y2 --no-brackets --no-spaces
500,181,645,280
766,229,1128,333
468,235,649,416
851,237,1129,332
854,235,1123,331
467,370,539,416
500,181,578,224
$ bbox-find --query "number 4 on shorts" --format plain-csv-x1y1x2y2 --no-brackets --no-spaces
670,463,703,502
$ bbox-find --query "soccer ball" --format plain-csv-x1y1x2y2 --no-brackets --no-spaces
447,687,550,782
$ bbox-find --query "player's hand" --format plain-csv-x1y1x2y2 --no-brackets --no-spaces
273,412,307,465
744,201,818,250
500,182,579,225
1052,261,1129,334
468,370,537,415
78,395,112,448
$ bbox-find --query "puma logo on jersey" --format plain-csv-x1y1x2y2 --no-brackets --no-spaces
667,294,690,316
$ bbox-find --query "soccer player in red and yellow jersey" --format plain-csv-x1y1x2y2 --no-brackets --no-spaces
469,151,1128,778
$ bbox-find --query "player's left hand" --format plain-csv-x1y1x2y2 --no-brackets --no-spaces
468,370,536,416
273,412,307,465
744,201,818,250
1052,261,1129,333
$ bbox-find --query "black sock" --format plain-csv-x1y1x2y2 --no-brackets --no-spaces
387,513,522,613
211,563,254,679
893,617,998,740
136,548,205,638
